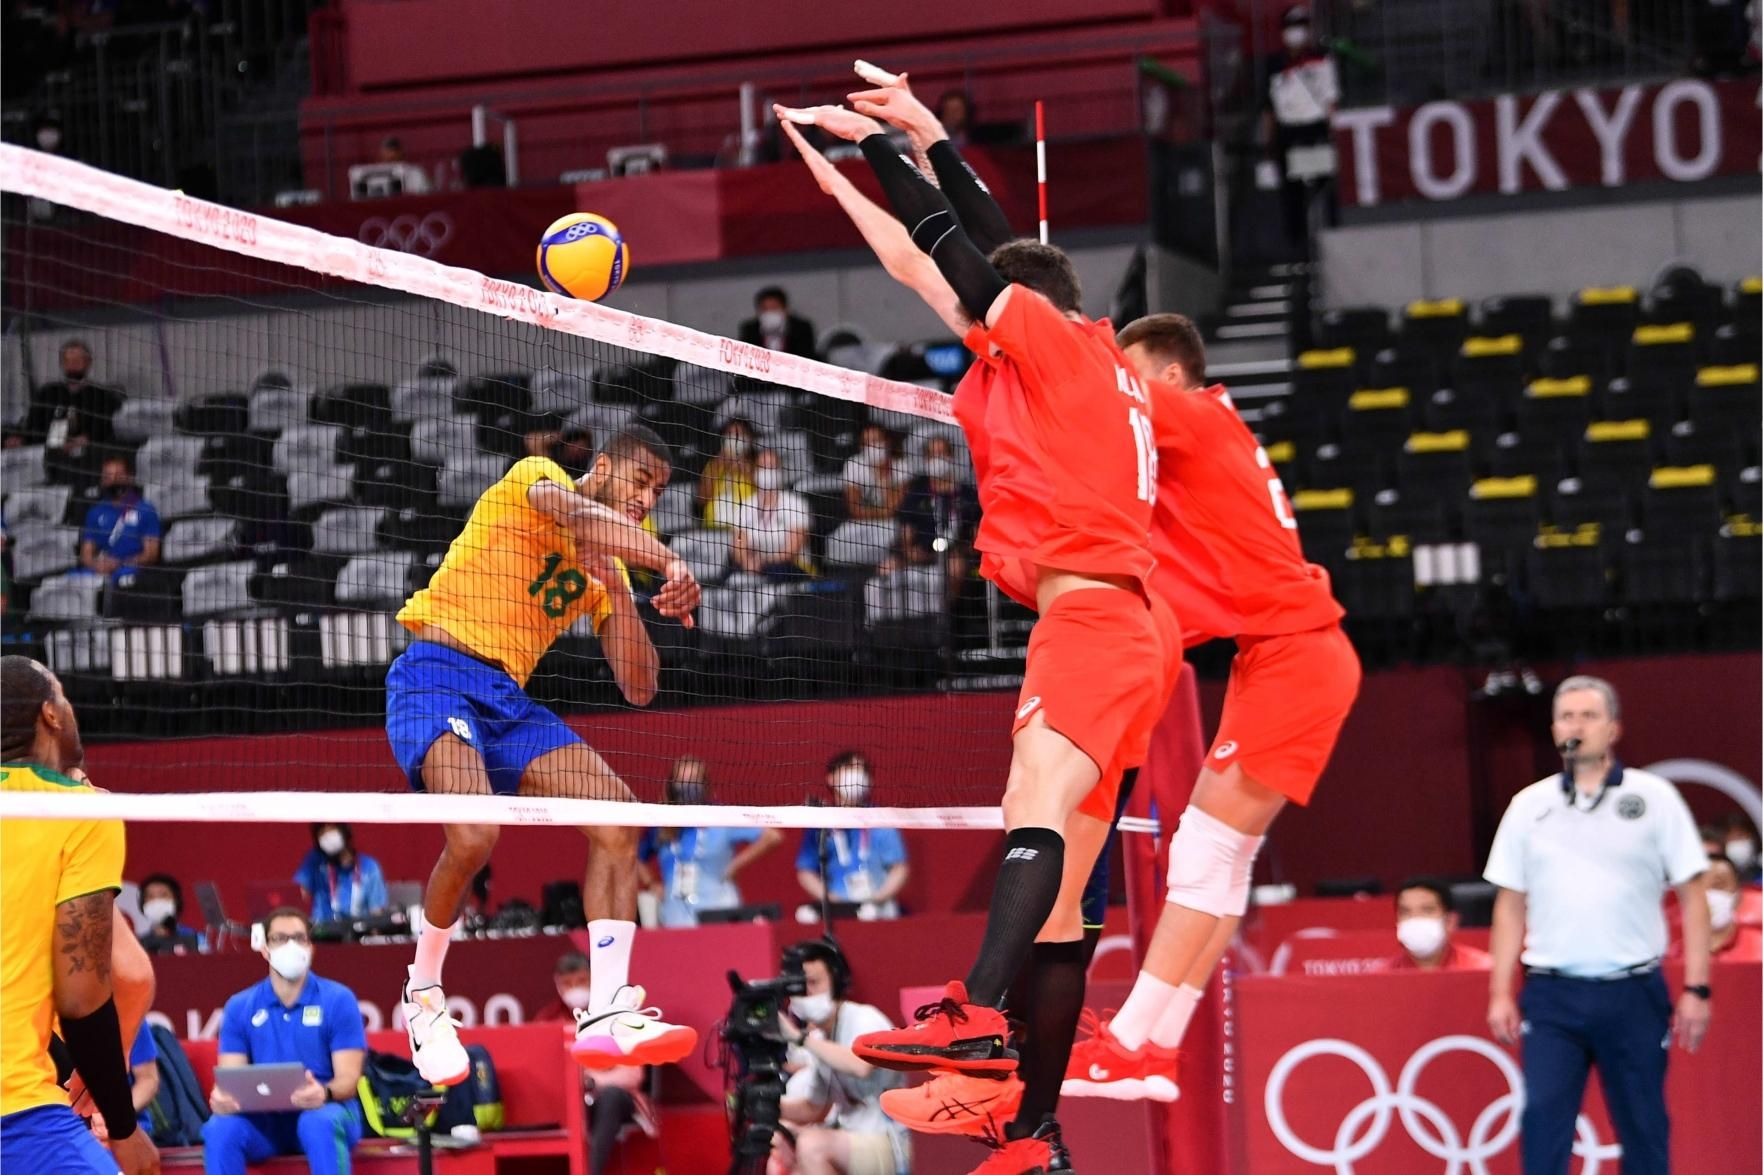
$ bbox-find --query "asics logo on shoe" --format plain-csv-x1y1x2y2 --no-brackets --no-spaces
1004,847,1039,862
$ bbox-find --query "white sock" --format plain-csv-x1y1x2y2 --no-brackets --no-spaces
1109,971,1179,1051
588,919,636,1011
1149,984,1203,1050
411,914,456,990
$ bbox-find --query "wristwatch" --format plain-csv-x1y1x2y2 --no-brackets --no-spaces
1683,984,1712,1000
323,1085,337,1103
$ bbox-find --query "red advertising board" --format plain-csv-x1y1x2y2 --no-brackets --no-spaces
1333,77,1761,207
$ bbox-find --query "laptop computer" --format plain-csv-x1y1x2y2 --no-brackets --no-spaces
213,1063,308,1113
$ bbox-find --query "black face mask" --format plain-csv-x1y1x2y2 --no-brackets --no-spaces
668,782,708,805
108,481,137,499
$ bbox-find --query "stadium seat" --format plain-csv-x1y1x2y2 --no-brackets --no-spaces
112,398,177,445
602,359,679,408
1525,540,1610,612
673,363,733,408
248,383,311,434
335,550,417,606
824,520,897,572
531,369,594,418
1312,307,1391,354
1733,276,1762,321
312,383,392,431
1341,388,1414,471
3,484,72,527
209,471,289,525
287,464,356,514
567,402,639,444
1712,532,1761,608
105,565,187,623
1705,322,1761,368
391,378,456,426
1256,396,1330,453
272,424,342,475
9,525,80,581
672,527,733,584
1566,286,1639,349
143,476,212,522
760,586,862,672
1620,533,1706,608
176,393,249,437
182,560,256,618
1333,547,1416,659
1,444,48,490
1395,431,1473,504
1515,377,1593,448
1662,420,1744,479
717,390,792,436
249,556,342,611
1598,375,1684,434
1291,488,1355,567
1726,466,1761,524
197,432,275,485
865,565,946,624
137,435,205,487
1539,337,1614,386
1366,349,1439,397
1643,279,1722,333
1399,298,1468,361
1485,431,1568,486
649,482,697,538
457,372,532,423
163,517,239,565
477,409,536,460
437,455,507,510
1547,476,1630,541
351,455,434,509
377,506,460,558
312,506,389,556
1463,476,1540,578
1576,421,1653,496
1365,487,1450,544
410,416,478,465
1477,294,1554,357
1686,365,1761,441
1641,466,1721,536
1301,443,1376,498
699,578,785,641
1627,323,1698,387
28,571,103,622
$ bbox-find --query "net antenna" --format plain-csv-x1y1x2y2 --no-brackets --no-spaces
1035,100,1049,245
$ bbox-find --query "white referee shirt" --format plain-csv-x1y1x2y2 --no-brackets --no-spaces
1483,766,1708,977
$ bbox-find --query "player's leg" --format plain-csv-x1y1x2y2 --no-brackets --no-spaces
1079,768,1139,967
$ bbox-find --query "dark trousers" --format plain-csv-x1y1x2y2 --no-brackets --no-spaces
1519,970,1672,1174
588,1085,635,1175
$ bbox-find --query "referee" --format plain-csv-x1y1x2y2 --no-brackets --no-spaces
1484,675,1711,1174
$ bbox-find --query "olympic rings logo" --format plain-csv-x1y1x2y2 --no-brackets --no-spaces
358,212,454,257
1264,1035,1623,1174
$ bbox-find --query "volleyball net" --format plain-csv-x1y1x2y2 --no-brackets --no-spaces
0,145,1060,835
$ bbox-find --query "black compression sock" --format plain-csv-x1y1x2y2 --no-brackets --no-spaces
1080,924,1104,970
964,827,1065,1007
1009,939,1088,1136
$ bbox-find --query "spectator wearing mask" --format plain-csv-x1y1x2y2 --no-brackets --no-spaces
533,953,656,1175
797,753,909,919
202,908,367,1175
80,457,160,580
638,756,783,927
137,872,207,955
1718,814,1760,882
699,417,758,527
1674,854,1759,961
1264,5,1340,248
739,287,818,358
1384,877,1492,971
730,448,814,579
935,90,973,146
294,824,389,924
8,340,121,475
897,436,978,570
771,940,910,1175
842,426,905,523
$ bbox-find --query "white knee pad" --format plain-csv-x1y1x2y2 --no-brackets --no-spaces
1165,805,1264,918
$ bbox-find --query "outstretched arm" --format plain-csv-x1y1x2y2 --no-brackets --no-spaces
586,552,661,706
528,481,699,625
777,116,967,335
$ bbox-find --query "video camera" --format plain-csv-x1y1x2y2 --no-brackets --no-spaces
719,943,812,1174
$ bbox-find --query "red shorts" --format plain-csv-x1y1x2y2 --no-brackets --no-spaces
1208,623,1361,805
1013,588,1172,822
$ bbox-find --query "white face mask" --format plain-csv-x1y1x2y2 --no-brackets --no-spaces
561,984,593,1010
1283,25,1310,51
832,768,871,804
1396,915,1448,958
755,467,786,492
318,830,346,856
268,941,312,982
722,435,752,458
1726,839,1758,871
1707,888,1738,932
862,442,888,463
142,898,177,926
759,309,788,333
924,457,956,483
790,993,834,1024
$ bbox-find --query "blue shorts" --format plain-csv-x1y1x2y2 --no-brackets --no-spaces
0,1104,124,1175
386,641,581,795
1082,767,1140,930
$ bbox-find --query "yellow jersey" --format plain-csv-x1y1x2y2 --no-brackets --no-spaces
0,762,126,1117
397,456,617,686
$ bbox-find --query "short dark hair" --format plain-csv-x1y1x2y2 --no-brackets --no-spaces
989,241,1083,316
599,422,672,468
1117,313,1208,385
754,286,789,308
139,872,184,914
825,749,867,774
1395,876,1455,914
0,656,55,762
260,906,312,936
554,950,590,976
61,338,91,358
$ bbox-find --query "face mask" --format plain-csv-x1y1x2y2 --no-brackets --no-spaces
755,468,786,492
862,442,888,462
722,435,752,458
832,768,871,804
108,481,136,499
1396,915,1447,958
925,458,956,482
318,830,346,857
37,128,61,151
1707,888,1738,932
790,993,834,1024
142,898,177,926
1283,25,1310,51
1726,839,1758,871
561,985,593,1010
268,941,312,982
759,309,787,333
668,782,707,805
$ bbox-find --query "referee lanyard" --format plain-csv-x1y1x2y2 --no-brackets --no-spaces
326,861,364,918
830,830,874,899
668,829,709,902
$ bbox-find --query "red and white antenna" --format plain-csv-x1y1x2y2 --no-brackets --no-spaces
1035,100,1048,244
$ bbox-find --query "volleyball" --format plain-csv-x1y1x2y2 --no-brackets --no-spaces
535,212,629,301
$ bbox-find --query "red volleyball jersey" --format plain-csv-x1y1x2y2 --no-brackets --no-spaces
1148,381,1344,639
953,287,1157,609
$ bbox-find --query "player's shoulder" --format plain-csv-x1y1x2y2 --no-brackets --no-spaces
1507,778,1559,812
507,455,576,491
1619,767,1685,799
0,762,95,794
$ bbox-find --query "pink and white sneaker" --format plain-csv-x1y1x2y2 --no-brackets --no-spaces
402,968,470,1086
570,984,698,1070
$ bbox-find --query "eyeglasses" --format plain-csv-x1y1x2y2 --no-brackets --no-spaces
266,933,311,947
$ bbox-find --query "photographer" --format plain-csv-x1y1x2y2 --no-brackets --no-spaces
769,942,909,1175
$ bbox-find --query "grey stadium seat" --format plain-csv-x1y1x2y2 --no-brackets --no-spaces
272,424,341,474
532,369,594,418
182,560,256,618
10,526,80,581
392,378,456,426
824,520,896,569
671,527,732,585
410,416,478,465
143,477,211,522
674,364,732,407
248,384,310,434
716,390,791,435
566,403,637,443
3,484,72,527
288,464,355,513
1,444,48,490
112,398,178,444
437,454,507,509
865,565,945,622
137,436,205,486
335,550,415,605
27,572,103,622
699,578,784,639
651,482,697,538
163,516,238,564
312,506,388,556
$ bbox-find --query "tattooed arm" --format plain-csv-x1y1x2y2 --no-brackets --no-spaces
53,889,118,1017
